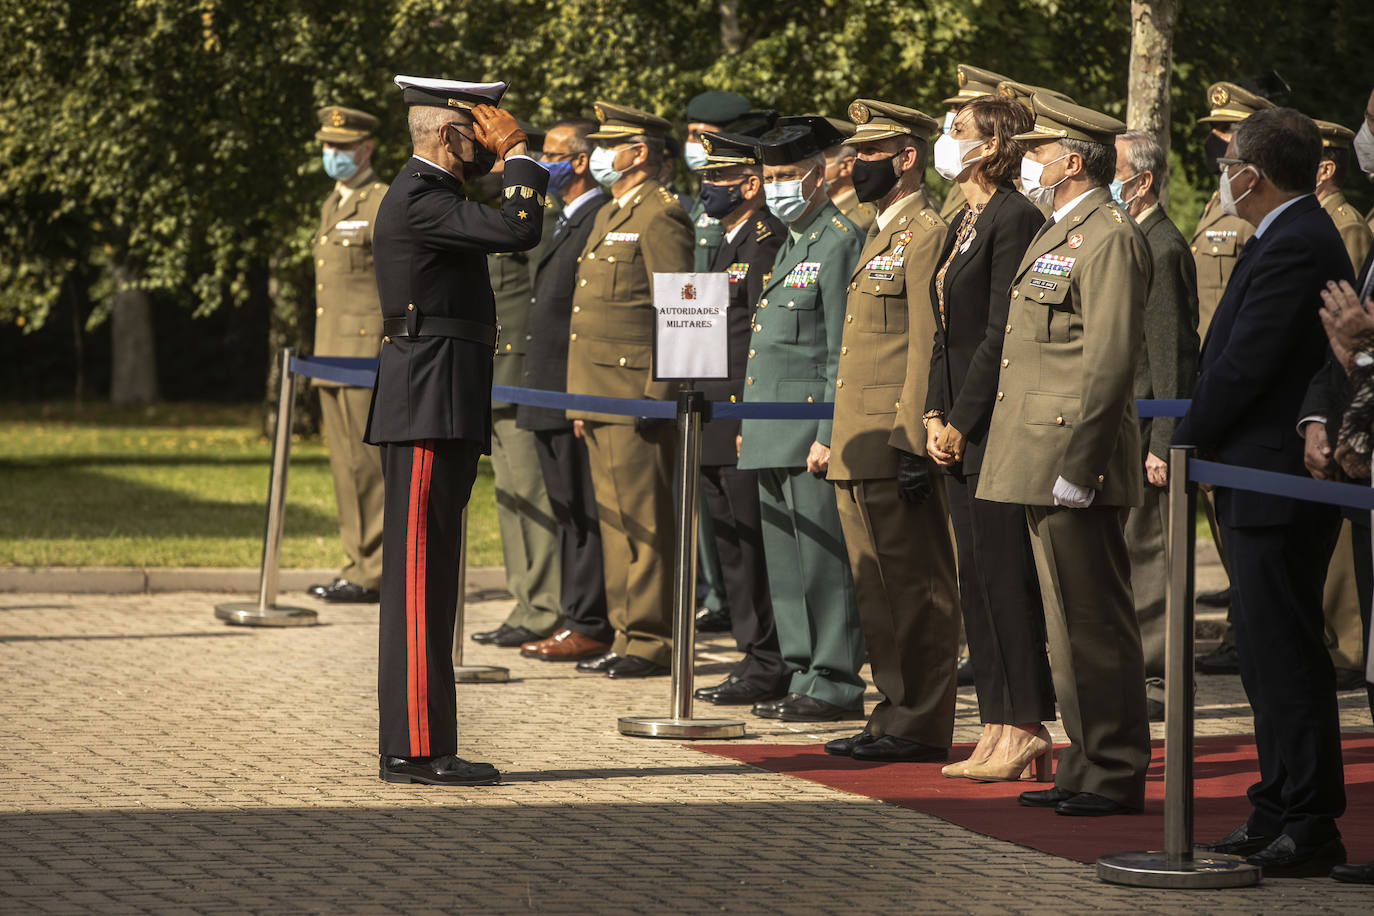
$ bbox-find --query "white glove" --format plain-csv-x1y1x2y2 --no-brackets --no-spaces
1052,475,1095,508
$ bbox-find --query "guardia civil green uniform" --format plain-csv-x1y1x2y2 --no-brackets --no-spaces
312,106,388,595
827,100,960,749
737,121,866,712
978,96,1152,811
937,65,1012,222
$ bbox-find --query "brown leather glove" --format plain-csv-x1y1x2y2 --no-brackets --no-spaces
472,105,527,159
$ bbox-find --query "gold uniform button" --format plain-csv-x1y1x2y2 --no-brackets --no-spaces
342,239,350,247
806,396,814,403
746,377,754,385
841,346,848,355
1005,324,1012,333
1011,290,1019,299
618,356,627,366
849,282,856,290
836,379,845,389
729,395,737,403
606,256,615,263
748,348,756,358
1056,416,1064,426
319,235,328,244
316,282,324,291
504,343,512,352
316,307,324,316
845,314,853,323
1191,245,1198,254
383,336,390,343
1211,245,1219,253
317,259,325,267
358,328,367,336
407,303,414,311
572,305,581,313
1097,475,1105,483
754,323,762,332
580,279,588,287
1001,358,1009,368
1038,292,1045,300
587,251,595,260
787,300,795,308
760,299,768,308
569,333,578,341
873,284,881,292
894,400,901,409
996,391,1004,401
699,238,707,246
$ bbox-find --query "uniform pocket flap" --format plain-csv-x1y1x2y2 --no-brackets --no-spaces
584,337,652,369
1024,391,1080,427
777,378,824,403
766,286,819,311
858,271,906,297
1198,235,1238,257
1024,277,1071,308
861,383,903,415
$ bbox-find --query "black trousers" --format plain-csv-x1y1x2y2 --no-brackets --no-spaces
700,464,786,690
1223,504,1344,846
533,428,611,643
944,472,1055,724
378,438,481,760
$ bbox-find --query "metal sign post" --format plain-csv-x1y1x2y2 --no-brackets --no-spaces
1097,445,1260,888
216,347,318,627
619,389,745,739
452,506,510,683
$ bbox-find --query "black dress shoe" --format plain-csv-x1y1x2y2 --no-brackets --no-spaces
318,580,380,603
1199,822,1275,856
956,656,975,686
824,732,877,756
471,623,515,645
1330,861,1374,884
576,651,620,673
752,692,863,722
695,605,732,632
1196,587,1231,607
851,735,948,763
701,679,786,706
1196,642,1240,675
694,675,739,701
1054,792,1139,817
1018,786,1078,808
1146,697,1165,722
306,578,344,599
606,655,669,679
491,625,544,648
379,754,499,786
1246,835,1346,878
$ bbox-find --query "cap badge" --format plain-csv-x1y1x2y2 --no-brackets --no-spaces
848,101,871,124
957,68,968,88
701,136,713,153
1067,233,1083,249
594,103,606,122
329,109,346,127
1210,85,1230,107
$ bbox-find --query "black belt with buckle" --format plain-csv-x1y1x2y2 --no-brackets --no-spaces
383,316,498,348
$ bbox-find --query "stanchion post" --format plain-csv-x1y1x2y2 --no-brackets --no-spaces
1096,445,1259,888
216,348,318,627
619,389,744,739
453,505,509,682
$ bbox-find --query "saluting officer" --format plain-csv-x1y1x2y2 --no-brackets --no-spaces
739,118,867,723
979,94,1152,817
366,75,547,786
565,102,695,679
306,106,389,605
938,65,1011,222
689,131,789,707
823,100,960,762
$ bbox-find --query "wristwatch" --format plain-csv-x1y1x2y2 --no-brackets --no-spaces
1355,351,1374,370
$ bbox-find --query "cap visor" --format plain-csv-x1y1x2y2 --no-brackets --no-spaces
847,126,906,144
316,128,371,143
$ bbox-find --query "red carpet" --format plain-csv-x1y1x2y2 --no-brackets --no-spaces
692,734,1374,864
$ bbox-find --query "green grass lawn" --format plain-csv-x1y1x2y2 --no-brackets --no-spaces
0,402,501,568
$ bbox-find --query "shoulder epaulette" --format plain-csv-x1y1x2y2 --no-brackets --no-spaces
658,187,677,204
920,209,941,229
1108,206,1124,224
830,215,850,233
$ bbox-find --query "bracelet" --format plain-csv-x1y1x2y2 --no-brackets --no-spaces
921,409,944,429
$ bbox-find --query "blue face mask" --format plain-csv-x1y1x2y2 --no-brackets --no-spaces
699,180,744,219
684,141,709,172
764,167,816,223
322,148,358,181
1109,172,1141,207
544,158,575,194
589,146,624,187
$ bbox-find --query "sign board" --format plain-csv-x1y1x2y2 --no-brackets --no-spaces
652,272,730,381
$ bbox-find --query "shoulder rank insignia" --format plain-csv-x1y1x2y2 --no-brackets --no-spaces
830,216,850,232
783,261,821,288
504,186,548,207
725,262,750,283
921,210,941,228
754,220,771,242
1109,207,1123,223
1032,254,1075,277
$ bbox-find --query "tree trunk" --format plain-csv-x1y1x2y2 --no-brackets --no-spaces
1127,0,1178,205
109,262,159,405
718,0,742,55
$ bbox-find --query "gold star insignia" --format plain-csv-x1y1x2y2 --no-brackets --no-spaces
810,232,819,240
899,215,909,224
517,210,528,220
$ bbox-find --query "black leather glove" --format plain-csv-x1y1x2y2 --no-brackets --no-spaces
895,449,933,506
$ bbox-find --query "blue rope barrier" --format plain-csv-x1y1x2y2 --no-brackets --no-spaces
288,356,377,388
1188,459,1374,512
490,385,677,419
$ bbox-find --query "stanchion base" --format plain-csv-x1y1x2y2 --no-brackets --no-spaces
618,716,746,739
455,665,509,683
215,602,319,627
1096,851,1261,888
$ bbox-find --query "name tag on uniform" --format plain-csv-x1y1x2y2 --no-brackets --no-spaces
605,232,639,243
1029,278,1058,291
725,262,749,283
1204,230,1237,243
335,219,369,230
783,261,820,288
1031,254,1075,277
868,271,895,281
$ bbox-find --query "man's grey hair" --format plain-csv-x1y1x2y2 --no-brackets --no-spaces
408,105,467,147
1118,129,1167,183
1059,137,1116,187
551,117,599,157
829,144,858,161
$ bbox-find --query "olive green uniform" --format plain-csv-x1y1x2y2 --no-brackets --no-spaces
1190,192,1254,340
830,188,876,234
313,167,388,592
738,200,866,707
487,199,563,636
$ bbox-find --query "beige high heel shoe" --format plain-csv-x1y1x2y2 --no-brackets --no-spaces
961,726,1053,783
942,724,1002,778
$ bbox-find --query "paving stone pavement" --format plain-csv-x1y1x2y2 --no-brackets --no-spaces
0,590,1370,914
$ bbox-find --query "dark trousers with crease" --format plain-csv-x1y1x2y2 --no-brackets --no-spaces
701,464,786,690
1223,504,1345,845
377,438,481,760
944,471,1055,725
533,428,611,643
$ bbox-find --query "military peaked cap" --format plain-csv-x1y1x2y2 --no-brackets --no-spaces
1014,93,1125,146
316,106,379,143
1198,82,1275,125
846,99,940,144
942,65,1013,107
588,101,673,140
393,75,507,111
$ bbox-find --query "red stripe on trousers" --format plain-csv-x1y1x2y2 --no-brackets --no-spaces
405,440,434,758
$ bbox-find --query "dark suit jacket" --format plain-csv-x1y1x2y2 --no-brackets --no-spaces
700,208,785,466
516,188,611,431
365,156,548,449
1134,205,1200,460
924,185,1044,475
1173,194,1355,526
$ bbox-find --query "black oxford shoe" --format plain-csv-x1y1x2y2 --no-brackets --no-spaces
1195,642,1240,675
851,735,948,763
1199,822,1275,857
576,651,620,673
824,732,877,757
318,580,380,603
606,655,669,679
752,693,863,722
701,679,786,706
1330,861,1374,884
490,625,545,648
306,578,344,599
1054,792,1139,817
1246,835,1346,878
1018,786,1078,808
695,605,732,632
471,623,516,645
379,754,499,786
694,675,739,701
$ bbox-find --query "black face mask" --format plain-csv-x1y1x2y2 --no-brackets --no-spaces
699,181,744,219
852,152,901,202
1203,132,1229,176
466,144,499,179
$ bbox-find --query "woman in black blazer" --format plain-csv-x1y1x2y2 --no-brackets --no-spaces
924,95,1056,781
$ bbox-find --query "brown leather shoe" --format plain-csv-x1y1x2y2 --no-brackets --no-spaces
520,628,611,661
